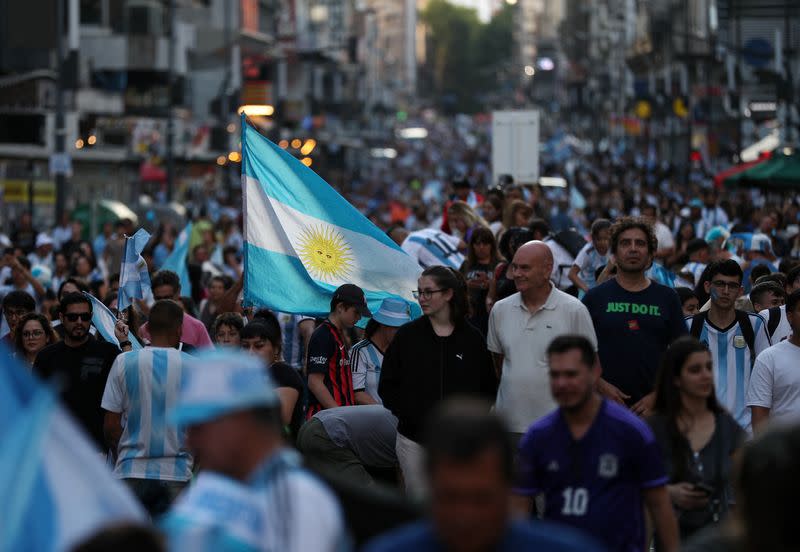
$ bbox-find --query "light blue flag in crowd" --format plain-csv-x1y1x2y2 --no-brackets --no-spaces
162,222,193,295
117,228,152,312
0,344,144,550
240,115,422,318
83,292,142,350
647,261,677,288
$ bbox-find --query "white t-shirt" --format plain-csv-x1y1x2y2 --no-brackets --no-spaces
759,305,792,344
350,338,384,404
747,340,800,426
101,347,194,481
543,238,575,290
487,288,598,433
654,221,675,250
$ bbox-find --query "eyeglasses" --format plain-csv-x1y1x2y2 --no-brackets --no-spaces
153,295,174,302
22,330,44,339
710,280,740,291
413,289,446,300
64,312,92,322
5,309,28,318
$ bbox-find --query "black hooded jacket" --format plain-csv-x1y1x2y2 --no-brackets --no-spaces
378,316,497,442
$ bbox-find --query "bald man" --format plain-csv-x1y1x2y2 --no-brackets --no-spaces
487,241,598,446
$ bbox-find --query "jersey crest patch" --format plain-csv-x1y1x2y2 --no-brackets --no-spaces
598,453,618,478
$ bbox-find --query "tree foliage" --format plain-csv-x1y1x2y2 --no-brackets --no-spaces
421,0,513,113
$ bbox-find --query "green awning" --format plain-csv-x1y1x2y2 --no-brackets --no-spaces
72,200,139,240
724,153,800,189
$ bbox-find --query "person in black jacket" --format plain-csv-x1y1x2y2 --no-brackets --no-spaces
379,265,496,498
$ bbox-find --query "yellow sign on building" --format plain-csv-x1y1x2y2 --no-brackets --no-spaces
1,179,56,204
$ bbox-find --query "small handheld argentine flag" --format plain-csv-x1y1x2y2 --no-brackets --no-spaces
83,292,143,350
162,222,193,295
117,228,152,313
240,115,422,318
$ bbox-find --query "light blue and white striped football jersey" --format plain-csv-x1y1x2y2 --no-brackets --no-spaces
101,347,193,481
685,313,771,431
279,313,314,370
350,339,384,404
681,262,707,287
573,243,609,292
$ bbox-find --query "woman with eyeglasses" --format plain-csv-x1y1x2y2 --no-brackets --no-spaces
14,312,58,366
647,336,745,545
379,265,497,498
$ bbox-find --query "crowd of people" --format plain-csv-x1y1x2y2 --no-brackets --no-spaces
4,124,800,551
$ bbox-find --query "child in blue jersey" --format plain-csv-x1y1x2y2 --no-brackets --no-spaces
514,335,679,552
680,238,711,287
569,219,611,297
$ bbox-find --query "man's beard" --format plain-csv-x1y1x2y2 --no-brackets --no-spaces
69,326,88,339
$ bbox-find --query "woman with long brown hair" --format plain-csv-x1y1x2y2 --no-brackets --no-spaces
647,336,745,544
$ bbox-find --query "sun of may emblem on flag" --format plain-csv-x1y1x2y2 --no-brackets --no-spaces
296,224,354,281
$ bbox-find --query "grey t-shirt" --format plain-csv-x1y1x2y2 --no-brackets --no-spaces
314,405,398,468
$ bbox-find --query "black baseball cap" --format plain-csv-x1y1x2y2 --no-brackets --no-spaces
333,284,372,317
452,175,471,189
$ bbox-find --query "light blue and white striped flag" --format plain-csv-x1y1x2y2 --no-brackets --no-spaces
162,222,193,295
84,292,143,350
0,344,144,550
117,228,152,312
240,115,422,318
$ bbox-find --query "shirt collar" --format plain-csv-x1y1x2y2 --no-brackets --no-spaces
514,285,559,312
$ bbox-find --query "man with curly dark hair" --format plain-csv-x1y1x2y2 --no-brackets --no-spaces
582,217,687,417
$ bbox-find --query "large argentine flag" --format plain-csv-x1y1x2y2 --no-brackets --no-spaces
118,228,152,312
241,116,422,317
162,222,193,295
0,345,144,550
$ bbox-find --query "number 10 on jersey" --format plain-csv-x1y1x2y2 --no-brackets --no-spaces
561,487,589,516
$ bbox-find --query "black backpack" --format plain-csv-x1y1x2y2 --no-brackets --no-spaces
552,229,587,258
766,306,782,338
689,310,756,364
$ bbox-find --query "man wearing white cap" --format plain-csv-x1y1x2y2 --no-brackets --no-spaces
28,233,55,271
351,297,412,405
743,233,778,293
162,349,346,551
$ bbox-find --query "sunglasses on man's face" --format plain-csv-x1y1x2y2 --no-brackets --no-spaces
64,312,92,322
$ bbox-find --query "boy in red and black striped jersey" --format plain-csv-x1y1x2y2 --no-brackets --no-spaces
306,284,372,419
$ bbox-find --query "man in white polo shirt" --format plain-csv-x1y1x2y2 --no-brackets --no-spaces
488,241,598,445
747,289,800,434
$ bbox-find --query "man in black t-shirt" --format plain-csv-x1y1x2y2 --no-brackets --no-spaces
34,293,120,449
306,284,372,419
583,217,687,416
